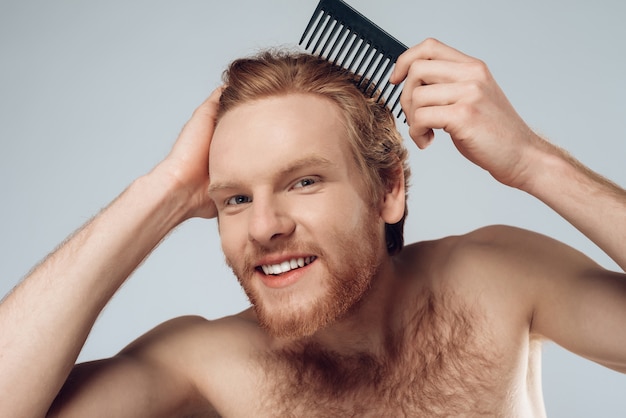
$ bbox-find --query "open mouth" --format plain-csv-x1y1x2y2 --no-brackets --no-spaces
258,256,317,276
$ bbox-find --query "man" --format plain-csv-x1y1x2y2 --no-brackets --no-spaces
1,38,624,417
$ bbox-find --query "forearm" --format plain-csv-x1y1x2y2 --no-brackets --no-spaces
0,172,190,417
522,138,626,271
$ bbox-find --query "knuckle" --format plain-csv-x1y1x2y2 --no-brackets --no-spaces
411,87,421,102
469,59,491,80
456,102,478,123
399,90,410,113
421,37,441,51
465,80,485,99
406,61,421,78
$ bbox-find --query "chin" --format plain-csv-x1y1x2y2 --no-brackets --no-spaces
252,276,373,340
251,286,334,339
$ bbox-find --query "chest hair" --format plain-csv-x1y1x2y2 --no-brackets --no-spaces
258,290,511,417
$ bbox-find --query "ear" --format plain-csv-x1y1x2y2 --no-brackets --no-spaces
380,165,405,224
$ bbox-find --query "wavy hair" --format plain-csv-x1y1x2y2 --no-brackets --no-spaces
218,50,410,254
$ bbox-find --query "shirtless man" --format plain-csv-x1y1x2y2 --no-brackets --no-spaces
1,39,625,417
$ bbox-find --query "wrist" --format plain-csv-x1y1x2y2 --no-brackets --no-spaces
129,171,196,233
518,137,586,203
514,136,564,195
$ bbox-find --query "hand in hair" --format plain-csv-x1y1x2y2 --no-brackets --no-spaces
152,86,224,219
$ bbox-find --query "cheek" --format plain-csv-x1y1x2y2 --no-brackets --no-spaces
334,193,373,229
217,216,247,256
301,197,374,243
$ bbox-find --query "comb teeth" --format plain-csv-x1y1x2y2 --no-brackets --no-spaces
299,0,408,119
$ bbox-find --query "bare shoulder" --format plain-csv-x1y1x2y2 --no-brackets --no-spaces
402,224,596,281
453,224,601,277
109,310,264,416
399,225,595,332
122,310,261,366
50,312,263,417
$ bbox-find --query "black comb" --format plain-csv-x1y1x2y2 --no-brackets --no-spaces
299,0,408,119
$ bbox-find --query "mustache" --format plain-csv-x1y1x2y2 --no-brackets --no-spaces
226,239,326,276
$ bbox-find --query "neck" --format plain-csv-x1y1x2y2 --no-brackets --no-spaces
278,255,405,356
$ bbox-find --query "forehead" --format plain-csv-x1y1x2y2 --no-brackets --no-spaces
210,94,355,183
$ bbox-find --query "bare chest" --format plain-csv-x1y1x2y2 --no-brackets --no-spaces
252,294,531,417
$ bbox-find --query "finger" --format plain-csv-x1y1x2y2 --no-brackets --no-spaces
409,127,435,150
409,82,469,111
171,87,224,157
390,38,474,84
408,105,454,149
196,85,225,115
402,84,448,127
185,87,224,140
406,59,481,88
399,60,472,124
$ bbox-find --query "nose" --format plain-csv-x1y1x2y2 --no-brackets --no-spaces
247,196,295,245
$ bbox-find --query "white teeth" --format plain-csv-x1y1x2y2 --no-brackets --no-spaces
261,256,316,275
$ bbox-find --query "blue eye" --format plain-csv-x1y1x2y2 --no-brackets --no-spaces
226,195,251,206
293,178,317,189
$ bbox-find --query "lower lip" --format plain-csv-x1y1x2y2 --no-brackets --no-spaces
257,262,314,289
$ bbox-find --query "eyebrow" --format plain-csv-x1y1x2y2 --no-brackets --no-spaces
208,155,335,195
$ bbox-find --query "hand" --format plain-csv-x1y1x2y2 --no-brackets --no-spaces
390,38,542,188
152,87,223,219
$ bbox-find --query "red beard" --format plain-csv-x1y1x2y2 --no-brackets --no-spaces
226,219,382,339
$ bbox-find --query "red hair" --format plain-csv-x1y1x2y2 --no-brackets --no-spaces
218,50,410,254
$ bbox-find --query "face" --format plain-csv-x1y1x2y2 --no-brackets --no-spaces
209,94,389,339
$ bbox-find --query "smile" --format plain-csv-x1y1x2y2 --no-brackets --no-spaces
259,256,317,275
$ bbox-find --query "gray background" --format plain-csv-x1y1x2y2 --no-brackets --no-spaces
1,0,624,416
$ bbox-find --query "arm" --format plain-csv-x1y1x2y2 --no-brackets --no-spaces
48,316,219,417
390,38,625,271
391,39,626,367
0,88,222,417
